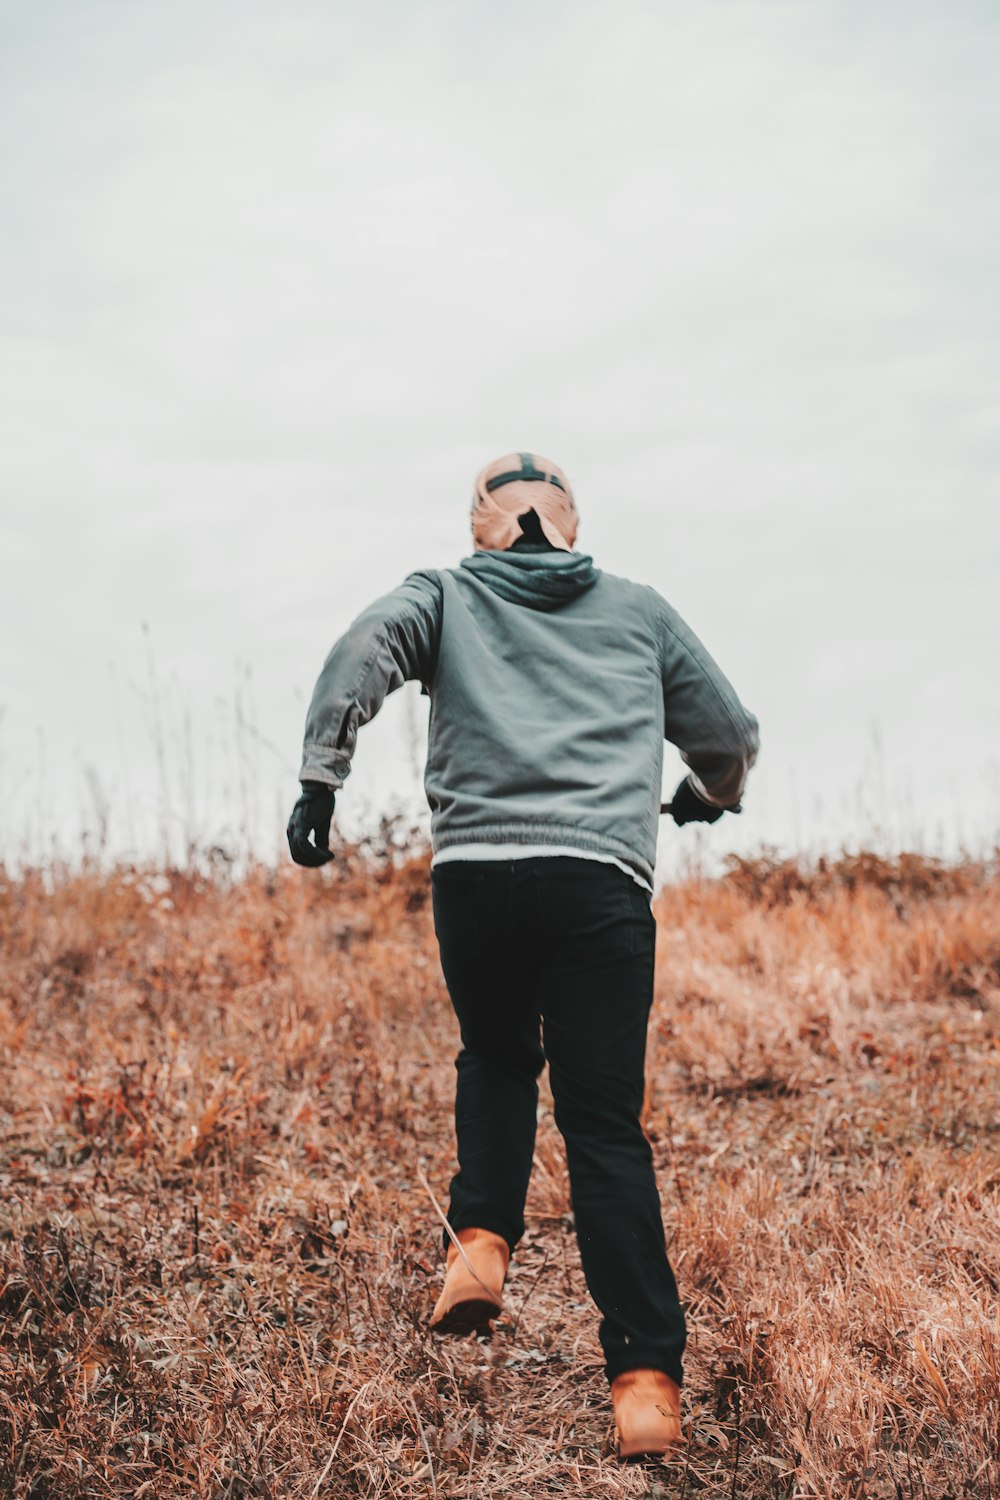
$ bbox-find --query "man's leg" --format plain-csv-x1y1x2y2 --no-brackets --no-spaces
431,862,544,1253
535,861,686,1387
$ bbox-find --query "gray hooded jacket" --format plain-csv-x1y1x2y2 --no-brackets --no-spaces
299,549,759,886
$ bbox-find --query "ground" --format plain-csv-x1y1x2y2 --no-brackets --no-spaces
1,846,998,1498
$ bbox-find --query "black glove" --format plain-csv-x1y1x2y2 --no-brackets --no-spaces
287,782,336,866
670,776,731,827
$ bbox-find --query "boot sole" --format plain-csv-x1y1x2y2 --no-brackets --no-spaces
618,1440,678,1461
617,1427,682,1462
429,1296,501,1336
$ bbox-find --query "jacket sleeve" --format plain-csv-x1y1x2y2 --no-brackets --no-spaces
298,570,443,790
651,589,760,808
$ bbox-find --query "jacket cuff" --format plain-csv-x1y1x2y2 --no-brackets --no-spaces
298,745,350,790
688,771,742,810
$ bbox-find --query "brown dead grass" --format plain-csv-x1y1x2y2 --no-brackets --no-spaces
1,849,998,1499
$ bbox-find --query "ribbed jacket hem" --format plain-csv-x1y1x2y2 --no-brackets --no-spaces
432,821,654,887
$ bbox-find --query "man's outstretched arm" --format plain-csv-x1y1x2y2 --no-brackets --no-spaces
289,570,442,864
651,589,760,824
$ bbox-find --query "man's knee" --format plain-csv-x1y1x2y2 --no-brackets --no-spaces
549,1066,645,1132
456,1040,545,1081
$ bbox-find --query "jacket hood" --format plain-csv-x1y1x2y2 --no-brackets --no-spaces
459,548,599,612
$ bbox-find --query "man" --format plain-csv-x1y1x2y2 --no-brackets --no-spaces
288,452,759,1460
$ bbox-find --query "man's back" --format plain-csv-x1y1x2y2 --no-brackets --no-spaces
428,554,670,882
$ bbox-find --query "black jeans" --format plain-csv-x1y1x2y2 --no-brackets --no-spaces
431,855,686,1387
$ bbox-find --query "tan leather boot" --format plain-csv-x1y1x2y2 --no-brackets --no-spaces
611,1368,682,1460
429,1228,510,1335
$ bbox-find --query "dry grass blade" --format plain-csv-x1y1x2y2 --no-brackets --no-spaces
408,1392,439,1498
417,1159,499,1303
914,1336,953,1417
310,1378,376,1496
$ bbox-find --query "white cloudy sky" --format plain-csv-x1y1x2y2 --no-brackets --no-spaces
2,0,998,874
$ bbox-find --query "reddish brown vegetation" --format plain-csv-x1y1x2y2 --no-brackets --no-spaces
1,850,998,1498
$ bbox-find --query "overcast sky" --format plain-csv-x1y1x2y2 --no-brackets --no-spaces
2,0,998,874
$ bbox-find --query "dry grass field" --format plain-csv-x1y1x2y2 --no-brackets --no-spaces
1,845,998,1498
